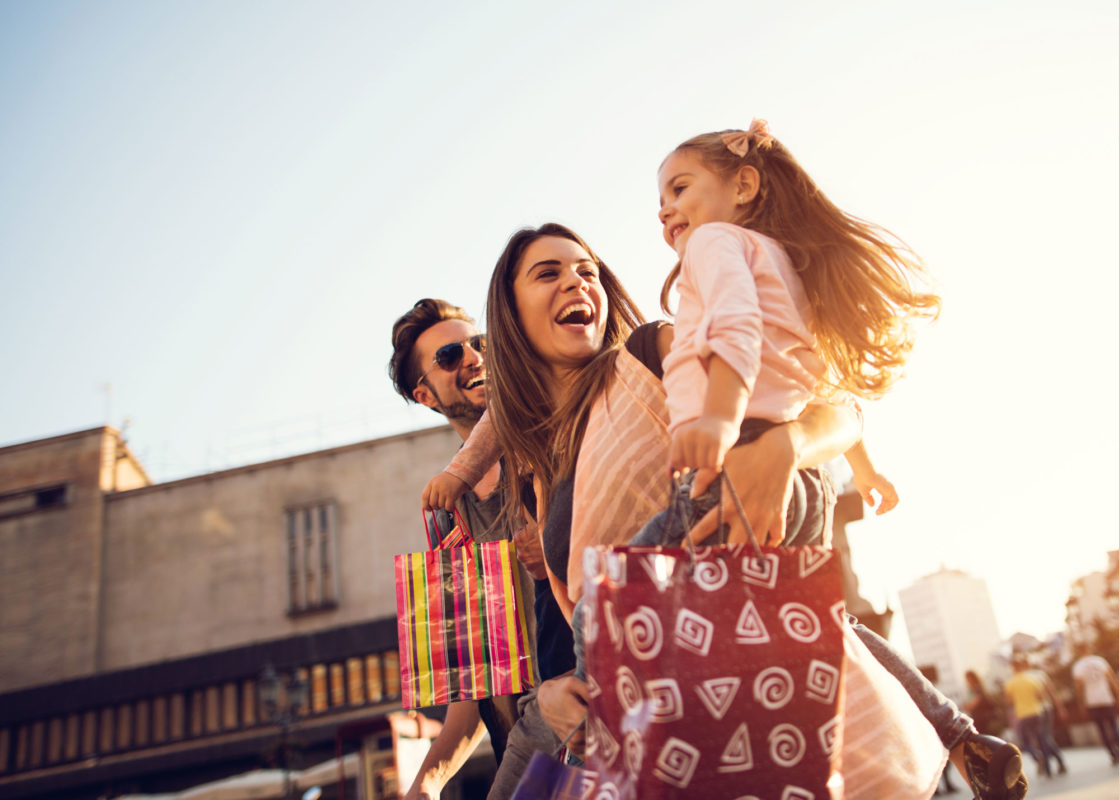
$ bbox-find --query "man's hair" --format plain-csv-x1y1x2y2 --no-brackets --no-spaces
389,298,474,402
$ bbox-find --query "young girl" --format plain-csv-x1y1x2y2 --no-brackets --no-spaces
653,119,936,509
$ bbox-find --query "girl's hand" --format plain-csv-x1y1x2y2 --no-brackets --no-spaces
687,423,797,547
537,673,589,756
422,471,470,511
669,415,739,473
854,471,899,515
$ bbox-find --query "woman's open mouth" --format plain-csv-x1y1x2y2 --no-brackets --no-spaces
556,302,594,326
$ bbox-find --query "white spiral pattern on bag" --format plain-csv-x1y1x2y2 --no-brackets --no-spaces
645,678,684,722
604,601,623,649
742,553,779,588
624,605,663,660
798,547,833,577
623,730,644,779
735,599,771,645
605,552,626,585
639,553,676,592
653,737,701,788
768,723,806,767
585,672,602,699
594,716,620,767
675,608,715,656
693,558,729,591
695,677,742,720
818,716,840,755
779,787,814,800
615,666,643,713
779,602,821,643
594,782,620,800
584,546,603,582
805,659,840,704
583,596,598,644
753,667,795,710
578,771,598,799
718,721,754,773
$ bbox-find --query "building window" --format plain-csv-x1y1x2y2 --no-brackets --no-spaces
285,501,340,614
0,484,69,520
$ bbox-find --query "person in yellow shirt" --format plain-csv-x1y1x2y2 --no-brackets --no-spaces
1004,653,1068,778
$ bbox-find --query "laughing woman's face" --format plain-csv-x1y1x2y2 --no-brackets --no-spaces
512,236,607,384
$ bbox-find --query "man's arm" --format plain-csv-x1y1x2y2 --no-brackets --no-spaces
402,701,487,800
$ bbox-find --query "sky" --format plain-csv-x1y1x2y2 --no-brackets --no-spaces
2,0,1117,652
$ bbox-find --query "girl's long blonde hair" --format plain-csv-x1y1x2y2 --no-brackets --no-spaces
661,125,941,399
485,224,644,525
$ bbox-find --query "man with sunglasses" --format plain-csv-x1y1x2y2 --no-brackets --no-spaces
390,298,562,800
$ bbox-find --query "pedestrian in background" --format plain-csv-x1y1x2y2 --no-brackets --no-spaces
964,670,1006,737
1072,640,1119,765
1005,653,1068,778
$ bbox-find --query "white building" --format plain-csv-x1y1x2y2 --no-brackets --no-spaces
899,568,1002,703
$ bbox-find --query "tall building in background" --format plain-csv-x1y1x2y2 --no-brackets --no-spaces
899,568,1002,703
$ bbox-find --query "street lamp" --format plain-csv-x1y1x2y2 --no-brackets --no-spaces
259,664,310,799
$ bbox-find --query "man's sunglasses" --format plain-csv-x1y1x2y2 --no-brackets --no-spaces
418,334,486,385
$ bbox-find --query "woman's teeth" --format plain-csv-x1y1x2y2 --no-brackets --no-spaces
557,303,593,325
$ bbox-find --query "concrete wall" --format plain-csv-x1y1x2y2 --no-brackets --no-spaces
0,429,112,691
98,426,460,672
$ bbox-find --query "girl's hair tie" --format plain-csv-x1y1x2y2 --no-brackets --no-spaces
721,118,775,156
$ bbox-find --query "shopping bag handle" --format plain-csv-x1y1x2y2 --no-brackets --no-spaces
659,471,694,548
716,470,765,559
421,506,473,551
552,719,586,760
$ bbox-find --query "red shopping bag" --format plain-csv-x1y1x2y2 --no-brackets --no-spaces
582,480,845,799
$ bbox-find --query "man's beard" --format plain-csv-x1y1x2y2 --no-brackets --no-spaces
441,399,485,425
431,387,485,425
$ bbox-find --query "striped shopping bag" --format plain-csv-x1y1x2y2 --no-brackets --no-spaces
394,539,536,708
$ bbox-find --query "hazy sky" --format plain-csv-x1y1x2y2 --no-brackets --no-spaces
2,0,1117,649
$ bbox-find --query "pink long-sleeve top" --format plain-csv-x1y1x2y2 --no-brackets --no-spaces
662,222,825,431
